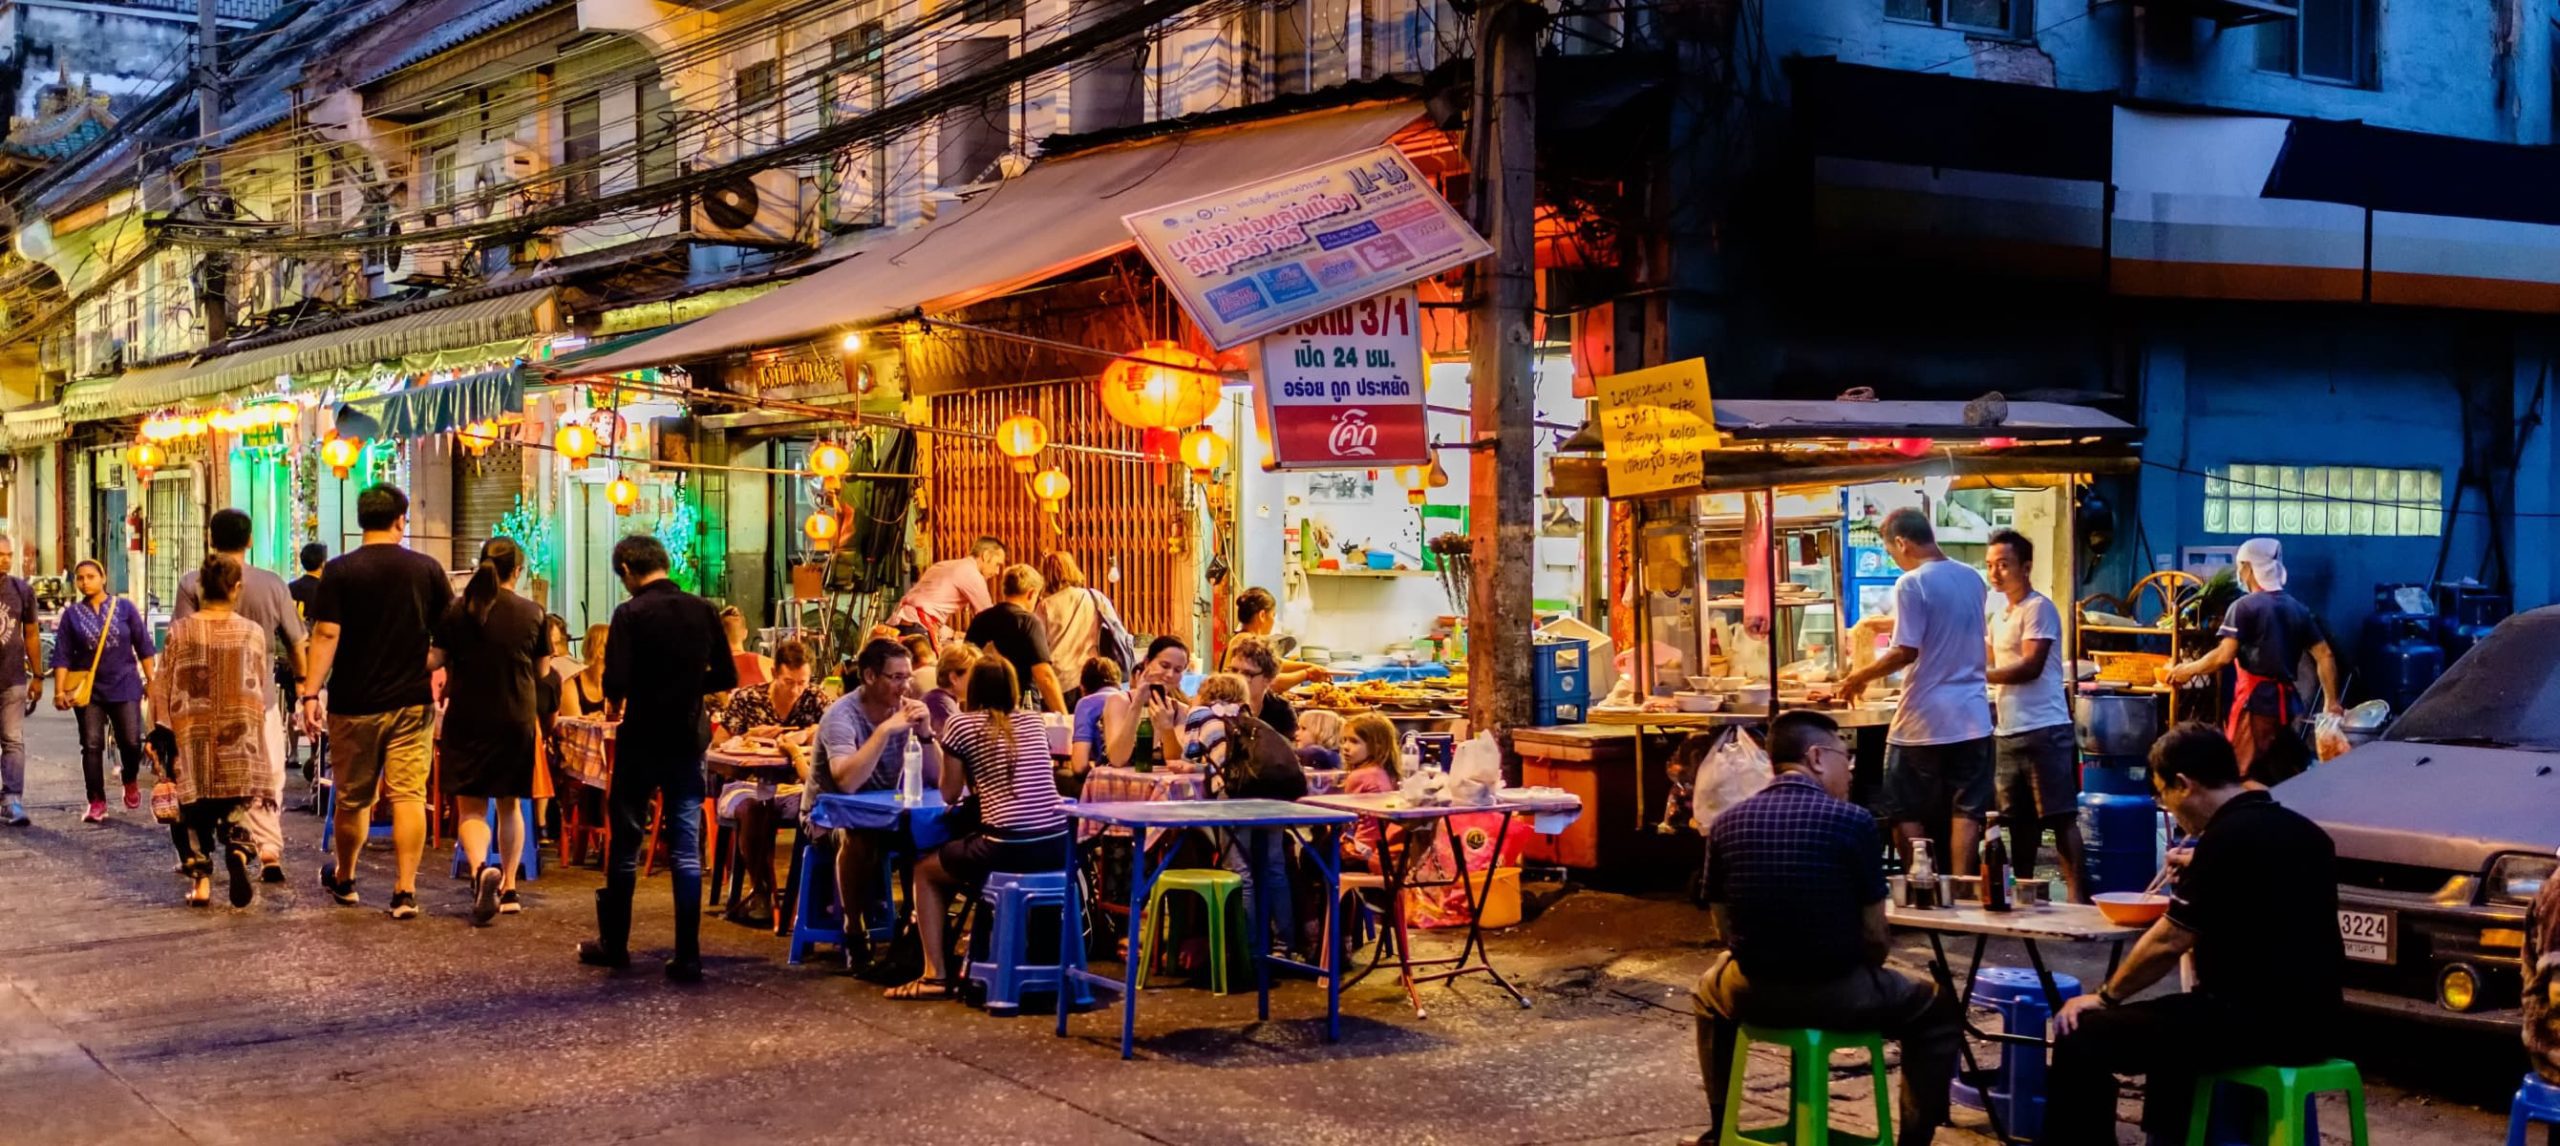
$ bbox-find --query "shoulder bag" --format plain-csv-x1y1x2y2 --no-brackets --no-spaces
60,598,113,708
1088,589,1138,676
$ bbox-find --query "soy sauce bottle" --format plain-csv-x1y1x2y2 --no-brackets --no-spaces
1981,811,2012,913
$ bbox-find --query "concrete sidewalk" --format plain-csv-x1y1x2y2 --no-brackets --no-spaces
0,705,2509,1144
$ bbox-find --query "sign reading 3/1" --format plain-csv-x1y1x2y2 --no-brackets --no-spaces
1253,287,1428,470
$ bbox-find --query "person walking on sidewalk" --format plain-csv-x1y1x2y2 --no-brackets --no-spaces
152,555,276,909
577,535,735,982
172,509,308,884
53,557,155,823
302,484,453,920
433,537,550,927
0,533,42,826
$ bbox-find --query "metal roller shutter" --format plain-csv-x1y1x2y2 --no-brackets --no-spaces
452,444,524,569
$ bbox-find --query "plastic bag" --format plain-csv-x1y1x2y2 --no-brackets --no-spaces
1449,733,1504,806
1688,728,1774,832
2312,712,2352,761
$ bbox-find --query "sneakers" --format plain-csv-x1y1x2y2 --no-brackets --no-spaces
497,890,523,915
83,801,106,823
1,796,25,825
470,866,502,927
122,781,140,810
385,891,420,920
318,865,359,906
223,846,254,908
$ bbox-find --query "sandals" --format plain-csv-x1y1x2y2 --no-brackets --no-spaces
185,876,212,907
882,978,959,1001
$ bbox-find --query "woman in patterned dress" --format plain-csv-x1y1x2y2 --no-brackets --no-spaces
150,555,277,908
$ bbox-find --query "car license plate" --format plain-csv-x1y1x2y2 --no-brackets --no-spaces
2337,908,2393,963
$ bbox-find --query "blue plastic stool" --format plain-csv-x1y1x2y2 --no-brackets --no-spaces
447,800,542,881
965,870,1091,1015
785,840,899,964
1952,966,2079,1142
2511,1072,2560,1146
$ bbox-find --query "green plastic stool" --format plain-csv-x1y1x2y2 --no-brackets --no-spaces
2185,1059,2369,1146
1135,868,1244,995
1719,1024,1891,1146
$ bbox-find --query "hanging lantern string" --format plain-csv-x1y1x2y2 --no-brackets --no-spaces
520,437,920,481
567,375,1159,464
914,318,1244,384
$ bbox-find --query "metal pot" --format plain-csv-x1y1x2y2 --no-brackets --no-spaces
2075,691,2165,757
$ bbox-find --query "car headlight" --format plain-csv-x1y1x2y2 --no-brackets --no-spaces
2486,852,2557,905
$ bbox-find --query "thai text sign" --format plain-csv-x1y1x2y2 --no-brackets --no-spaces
1595,359,1719,497
1124,146,1492,349
1254,288,1428,470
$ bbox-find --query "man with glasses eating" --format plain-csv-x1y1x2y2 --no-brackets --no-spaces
1688,710,1959,1146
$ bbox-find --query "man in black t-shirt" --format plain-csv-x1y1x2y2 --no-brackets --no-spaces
288,543,326,619
303,486,454,921
2046,723,2343,1142
963,563,1065,713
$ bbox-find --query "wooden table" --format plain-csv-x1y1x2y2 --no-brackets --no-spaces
1887,900,2148,1144
1063,799,1356,1060
1301,789,1584,1018
704,746,798,784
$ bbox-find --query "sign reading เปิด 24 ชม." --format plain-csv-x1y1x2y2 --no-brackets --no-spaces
1124,146,1493,349
1253,287,1428,470
1595,358,1720,498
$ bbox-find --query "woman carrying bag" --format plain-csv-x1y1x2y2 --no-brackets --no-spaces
150,555,274,907
53,558,155,823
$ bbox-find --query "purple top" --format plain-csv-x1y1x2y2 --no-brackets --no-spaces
51,594,155,704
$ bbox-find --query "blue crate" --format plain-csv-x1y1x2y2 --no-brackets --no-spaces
1532,639,1590,709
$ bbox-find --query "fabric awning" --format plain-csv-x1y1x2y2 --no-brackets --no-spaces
367,366,525,440
568,101,1428,376
58,287,553,422
0,403,64,450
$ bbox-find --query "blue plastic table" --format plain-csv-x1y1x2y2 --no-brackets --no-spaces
1062,799,1357,1059
808,790,952,852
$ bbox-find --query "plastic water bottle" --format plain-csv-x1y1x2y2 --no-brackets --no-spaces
897,735,925,805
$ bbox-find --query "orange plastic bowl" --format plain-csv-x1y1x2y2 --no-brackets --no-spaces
2092,892,2170,925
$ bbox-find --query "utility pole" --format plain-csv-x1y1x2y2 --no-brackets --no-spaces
1465,0,1542,755
196,0,228,343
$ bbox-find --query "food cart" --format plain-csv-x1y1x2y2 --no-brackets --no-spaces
1528,398,2142,874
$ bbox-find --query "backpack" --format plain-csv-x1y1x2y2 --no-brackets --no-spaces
1193,708,1307,801
1087,589,1138,676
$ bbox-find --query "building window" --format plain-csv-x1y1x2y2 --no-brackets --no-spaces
937,38,1011,188
827,23,890,228
736,59,781,148
959,0,1025,23
1883,0,2028,37
2257,0,2372,86
1262,0,1352,98
638,80,677,187
563,93,601,201
2204,464,2442,537
425,143,458,208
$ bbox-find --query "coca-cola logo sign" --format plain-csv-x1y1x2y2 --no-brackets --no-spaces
1253,288,1427,470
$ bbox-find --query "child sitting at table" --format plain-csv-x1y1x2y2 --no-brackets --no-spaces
1294,709,1344,770
1338,714,1403,870
714,639,826,929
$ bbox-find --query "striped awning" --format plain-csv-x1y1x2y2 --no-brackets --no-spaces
367,365,524,440
0,403,64,450
57,287,554,422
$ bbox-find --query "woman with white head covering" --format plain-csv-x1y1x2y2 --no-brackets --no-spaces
2164,538,2343,785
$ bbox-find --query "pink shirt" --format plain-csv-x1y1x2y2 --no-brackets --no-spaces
892,558,994,631
1341,765,1397,868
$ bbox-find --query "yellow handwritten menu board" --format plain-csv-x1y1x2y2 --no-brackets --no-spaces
1595,359,1719,498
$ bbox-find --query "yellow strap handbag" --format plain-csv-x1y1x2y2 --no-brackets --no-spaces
60,598,112,708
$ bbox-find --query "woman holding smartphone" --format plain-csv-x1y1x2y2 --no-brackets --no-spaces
1102,636,1192,770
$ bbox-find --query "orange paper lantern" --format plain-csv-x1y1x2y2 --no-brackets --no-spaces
127,441,165,477
1030,467,1072,512
1100,341,1219,459
321,436,362,479
457,420,498,456
804,509,841,546
993,414,1049,474
554,422,598,464
1178,427,1228,483
607,476,637,515
807,441,852,481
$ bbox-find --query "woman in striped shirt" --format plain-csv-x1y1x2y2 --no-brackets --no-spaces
886,656,1070,1000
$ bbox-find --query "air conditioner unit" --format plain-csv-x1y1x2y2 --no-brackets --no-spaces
691,167,807,246
392,240,467,286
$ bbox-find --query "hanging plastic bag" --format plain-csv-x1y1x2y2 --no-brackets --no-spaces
1688,727,1774,833
1449,733,1504,806
2312,711,2353,761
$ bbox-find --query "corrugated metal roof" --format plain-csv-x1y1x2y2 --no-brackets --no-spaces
356,0,570,87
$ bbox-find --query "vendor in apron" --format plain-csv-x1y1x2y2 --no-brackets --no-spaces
2163,538,2343,786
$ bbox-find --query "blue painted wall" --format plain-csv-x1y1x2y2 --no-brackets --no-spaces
1758,1,2550,144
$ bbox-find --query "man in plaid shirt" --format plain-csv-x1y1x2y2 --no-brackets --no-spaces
1691,710,1959,1146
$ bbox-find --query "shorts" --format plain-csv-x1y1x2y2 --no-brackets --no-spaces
935,825,1072,886
715,779,805,822
330,705,433,809
1878,736,1995,825
1996,724,2079,823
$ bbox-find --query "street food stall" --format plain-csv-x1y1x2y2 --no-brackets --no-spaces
1526,394,2142,878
